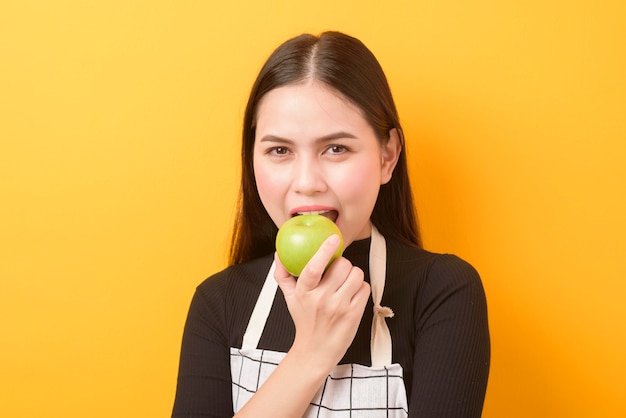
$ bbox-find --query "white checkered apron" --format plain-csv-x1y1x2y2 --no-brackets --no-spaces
230,227,409,416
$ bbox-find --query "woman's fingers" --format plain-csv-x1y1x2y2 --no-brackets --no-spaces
296,234,342,291
329,260,368,302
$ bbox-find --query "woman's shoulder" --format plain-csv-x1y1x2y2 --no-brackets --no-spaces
385,239,487,320
187,254,274,331
386,238,482,288
196,254,274,296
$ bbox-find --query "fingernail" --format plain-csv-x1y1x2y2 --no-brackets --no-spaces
327,234,340,245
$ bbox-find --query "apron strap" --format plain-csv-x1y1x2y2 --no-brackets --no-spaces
241,261,278,350
369,225,394,367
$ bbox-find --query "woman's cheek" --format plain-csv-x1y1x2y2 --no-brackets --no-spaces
254,164,289,221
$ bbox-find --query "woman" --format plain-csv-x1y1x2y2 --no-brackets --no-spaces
172,31,490,417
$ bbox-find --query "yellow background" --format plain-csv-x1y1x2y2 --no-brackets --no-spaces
1,0,625,416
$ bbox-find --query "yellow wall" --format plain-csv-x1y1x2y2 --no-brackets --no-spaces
1,1,624,416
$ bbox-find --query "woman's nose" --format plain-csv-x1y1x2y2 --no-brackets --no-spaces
292,157,326,195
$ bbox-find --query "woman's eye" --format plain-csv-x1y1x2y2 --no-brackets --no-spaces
327,145,347,154
269,146,289,155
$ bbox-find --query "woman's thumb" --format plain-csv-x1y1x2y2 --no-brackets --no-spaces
273,253,296,297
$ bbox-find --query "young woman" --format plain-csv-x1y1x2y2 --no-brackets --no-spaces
172,31,490,417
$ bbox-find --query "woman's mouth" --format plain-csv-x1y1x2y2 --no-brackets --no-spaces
294,209,339,223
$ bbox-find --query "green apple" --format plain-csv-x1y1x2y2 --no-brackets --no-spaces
275,214,344,277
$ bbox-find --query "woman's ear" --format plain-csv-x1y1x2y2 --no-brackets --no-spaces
380,128,402,184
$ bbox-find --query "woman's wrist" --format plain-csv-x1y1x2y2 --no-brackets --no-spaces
234,347,331,418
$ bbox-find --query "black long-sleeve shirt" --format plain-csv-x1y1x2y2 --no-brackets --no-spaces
172,236,490,417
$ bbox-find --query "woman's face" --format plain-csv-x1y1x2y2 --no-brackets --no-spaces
253,81,399,247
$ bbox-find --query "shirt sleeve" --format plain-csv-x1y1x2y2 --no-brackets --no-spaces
409,254,491,417
172,278,234,418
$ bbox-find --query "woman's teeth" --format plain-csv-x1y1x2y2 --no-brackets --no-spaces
295,210,339,223
296,210,330,216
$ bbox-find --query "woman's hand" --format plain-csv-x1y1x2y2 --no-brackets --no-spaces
274,234,371,373
235,235,370,418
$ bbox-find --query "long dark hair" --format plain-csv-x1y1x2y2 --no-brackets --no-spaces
229,31,421,265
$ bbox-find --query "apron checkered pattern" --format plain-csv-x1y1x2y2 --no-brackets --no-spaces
230,227,409,416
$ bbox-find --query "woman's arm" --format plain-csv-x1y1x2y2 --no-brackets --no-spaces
172,235,370,418
172,276,233,417
409,255,490,418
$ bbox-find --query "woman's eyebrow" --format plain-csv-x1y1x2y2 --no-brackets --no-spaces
317,131,358,142
258,131,358,144
258,135,294,144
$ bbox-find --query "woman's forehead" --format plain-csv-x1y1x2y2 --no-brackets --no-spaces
255,88,371,144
